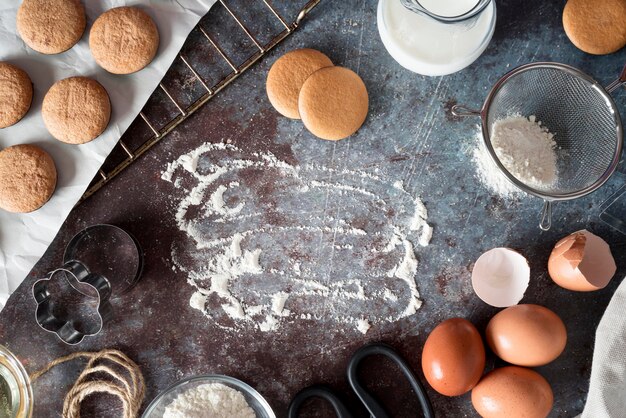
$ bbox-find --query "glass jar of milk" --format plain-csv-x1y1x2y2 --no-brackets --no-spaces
377,0,496,76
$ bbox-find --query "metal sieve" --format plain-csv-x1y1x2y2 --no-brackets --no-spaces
453,62,625,230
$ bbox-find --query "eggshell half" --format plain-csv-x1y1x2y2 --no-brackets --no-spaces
472,248,530,307
486,304,567,367
421,318,485,396
548,230,616,292
472,366,553,418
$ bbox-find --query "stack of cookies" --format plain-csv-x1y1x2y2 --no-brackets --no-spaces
266,48,369,141
0,0,160,213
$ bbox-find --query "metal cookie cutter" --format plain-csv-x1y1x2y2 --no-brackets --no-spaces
33,261,112,345
63,224,144,297
32,224,143,344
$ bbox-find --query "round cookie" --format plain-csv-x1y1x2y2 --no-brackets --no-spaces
563,0,626,55
0,63,33,128
298,66,369,141
266,49,333,119
42,77,111,144
0,144,57,213
90,7,160,74
17,0,86,54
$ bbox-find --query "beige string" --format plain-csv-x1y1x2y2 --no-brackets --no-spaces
30,349,145,418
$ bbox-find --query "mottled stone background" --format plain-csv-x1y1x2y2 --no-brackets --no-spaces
1,0,625,417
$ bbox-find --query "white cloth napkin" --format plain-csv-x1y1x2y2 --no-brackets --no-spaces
582,277,626,417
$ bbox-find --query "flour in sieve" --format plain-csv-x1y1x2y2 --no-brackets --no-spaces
472,116,558,198
491,115,558,189
162,383,255,418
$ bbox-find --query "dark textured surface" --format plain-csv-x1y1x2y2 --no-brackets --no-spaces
1,0,626,417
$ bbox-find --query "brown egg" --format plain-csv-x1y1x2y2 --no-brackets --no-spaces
421,318,485,396
486,304,566,367
472,366,553,418
548,230,616,291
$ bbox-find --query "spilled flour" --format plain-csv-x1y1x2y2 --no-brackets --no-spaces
162,143,433,334
472,125,522,199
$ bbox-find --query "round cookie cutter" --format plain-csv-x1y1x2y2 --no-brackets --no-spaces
63,224,144,298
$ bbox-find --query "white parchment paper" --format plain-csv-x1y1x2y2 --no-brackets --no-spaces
0,0,217,309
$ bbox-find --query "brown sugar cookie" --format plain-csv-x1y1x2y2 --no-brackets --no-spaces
266,49,333,119
0,63,33,128
0,144,57,213
17,0,86,54
563,0,626,55
89,7,160,74
298,66,369,141
42,77,111,144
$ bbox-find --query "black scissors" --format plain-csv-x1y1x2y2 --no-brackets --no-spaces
288,343,435,418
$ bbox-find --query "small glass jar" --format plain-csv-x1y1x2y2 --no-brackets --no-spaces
377,0,497,76
0,345,33,418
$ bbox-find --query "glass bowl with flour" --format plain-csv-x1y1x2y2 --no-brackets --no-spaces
377,0,496,76
142,375,275,418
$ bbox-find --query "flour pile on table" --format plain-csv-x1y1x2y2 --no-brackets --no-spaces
162,143,432,334
472,125,523,199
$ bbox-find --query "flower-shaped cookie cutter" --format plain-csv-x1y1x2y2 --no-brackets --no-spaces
32,260,112,345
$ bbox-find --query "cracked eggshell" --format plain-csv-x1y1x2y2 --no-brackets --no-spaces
548,230,616,292
471,248,530,308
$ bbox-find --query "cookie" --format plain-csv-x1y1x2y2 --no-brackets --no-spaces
89,7,160,74
563,0,626,55
0,144,57,213
42,77,111,144
298,66,369,141
0,63,33,128
266,49,333,119
17,0,86,54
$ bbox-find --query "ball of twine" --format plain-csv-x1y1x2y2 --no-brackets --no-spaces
30,349,145,418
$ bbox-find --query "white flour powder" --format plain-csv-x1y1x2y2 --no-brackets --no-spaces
162,143,433,334
163,383,255,418
491,115,558,188
472,126,522,199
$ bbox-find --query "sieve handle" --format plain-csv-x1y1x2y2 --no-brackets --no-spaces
539,201,553,231
451,104,481,117
606,64,626,93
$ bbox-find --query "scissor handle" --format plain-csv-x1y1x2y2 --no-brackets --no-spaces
287,384,354,418
347,343,435,418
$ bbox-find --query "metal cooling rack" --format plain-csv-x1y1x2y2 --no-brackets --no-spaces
80,0,321,202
